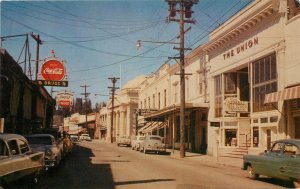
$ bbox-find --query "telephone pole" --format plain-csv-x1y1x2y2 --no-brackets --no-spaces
167,0,198,158
80,85,90,134
108,77,119,143
30,33,42,81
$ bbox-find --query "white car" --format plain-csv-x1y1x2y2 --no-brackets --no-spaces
139,135,166,154
116,136,131,147
131,136,145,151
79,134,91,141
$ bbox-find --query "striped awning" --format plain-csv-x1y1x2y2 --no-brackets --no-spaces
264,85,300,104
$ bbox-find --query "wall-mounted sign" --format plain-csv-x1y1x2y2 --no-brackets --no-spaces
37,51,68,87
210,122,220,127
223,37,258,60
224,97,248,112
56,91,73,108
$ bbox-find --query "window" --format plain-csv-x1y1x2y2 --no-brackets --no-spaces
174,85,178,104
215,75,222,117
148,97,150,109
0,139,9,156
284,143,300,155
224,73,237,94
252,53,277,112
224,129,237,146
18,139,30,154
271,142,284,153
152,94,155,109
158,92,161,109
7,140,19,155
164,89,167,107
253,127,259,147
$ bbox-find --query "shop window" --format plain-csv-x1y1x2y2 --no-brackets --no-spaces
253,127,259,147
225,129,237,147
215,75,222,117
224,73,237,94
252,53,278,112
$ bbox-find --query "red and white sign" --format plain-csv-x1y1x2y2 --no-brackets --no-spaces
56,91,73,108
41,59,65,81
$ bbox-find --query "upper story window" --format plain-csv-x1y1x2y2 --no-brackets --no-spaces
252,53,277,112
152,94,155,109
164,89,167,107
224,73,237,94
158,92,161,109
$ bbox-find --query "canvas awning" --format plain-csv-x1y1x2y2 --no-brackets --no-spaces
264,85,300,104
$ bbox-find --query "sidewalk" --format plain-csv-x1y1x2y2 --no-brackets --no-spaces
166,149,243,169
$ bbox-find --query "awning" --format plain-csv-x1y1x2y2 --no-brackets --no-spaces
264,85,300,104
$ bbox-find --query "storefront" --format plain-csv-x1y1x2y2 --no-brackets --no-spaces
204,0,300,156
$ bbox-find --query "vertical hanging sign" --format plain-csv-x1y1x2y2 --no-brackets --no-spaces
37,50,68,87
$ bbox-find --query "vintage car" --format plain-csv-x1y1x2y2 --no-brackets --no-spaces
25,134,63,170
79,133,91,141
116,136,131,147
243,139,300,187
131,135,145,151
139,135,166,154
0,133,44,186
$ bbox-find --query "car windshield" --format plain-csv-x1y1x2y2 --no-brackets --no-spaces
150,137,161,141
26,136,53,145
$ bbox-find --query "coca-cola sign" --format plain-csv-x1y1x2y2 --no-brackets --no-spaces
41,59,65,81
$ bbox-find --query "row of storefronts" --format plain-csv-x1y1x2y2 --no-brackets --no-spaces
0,49,55,134
98,0,300,157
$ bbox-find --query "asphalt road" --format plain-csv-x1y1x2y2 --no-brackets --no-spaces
7,140,295,189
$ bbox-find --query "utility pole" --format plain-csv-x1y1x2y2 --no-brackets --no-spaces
108,77,119,143
167,0,198,158
80,85,90,135
30,33,42,81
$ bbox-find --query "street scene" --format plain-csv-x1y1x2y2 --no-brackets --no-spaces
1,0,300,188
7,141,295,189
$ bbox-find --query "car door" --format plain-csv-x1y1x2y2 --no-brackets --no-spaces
257,142,285,178
280,143,300,181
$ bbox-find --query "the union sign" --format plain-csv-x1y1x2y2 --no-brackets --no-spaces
224,97,248,112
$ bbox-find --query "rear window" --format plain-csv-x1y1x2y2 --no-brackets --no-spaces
26,136,53,145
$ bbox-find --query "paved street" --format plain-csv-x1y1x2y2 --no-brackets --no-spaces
8,141,294,189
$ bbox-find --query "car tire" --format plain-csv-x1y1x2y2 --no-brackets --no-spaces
247,165,258,179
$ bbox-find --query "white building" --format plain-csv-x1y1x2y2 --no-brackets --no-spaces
202,0,300,157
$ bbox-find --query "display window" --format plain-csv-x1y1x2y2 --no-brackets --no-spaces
253,127,259,147
224,129,237,147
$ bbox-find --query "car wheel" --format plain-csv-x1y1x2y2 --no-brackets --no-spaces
247,165,258,179
293,181,300,188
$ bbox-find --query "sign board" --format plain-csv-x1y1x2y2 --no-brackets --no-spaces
37,52,68,87
224,97,248,112
210,122,220,127
56,91,73,108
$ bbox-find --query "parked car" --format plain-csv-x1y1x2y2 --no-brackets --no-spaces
243,139,300,187
70,135,79,142
116,136,131,147
79,134,91,141
25,134,63,170
131,135,145,151
139,135,166,154
0,133,44,186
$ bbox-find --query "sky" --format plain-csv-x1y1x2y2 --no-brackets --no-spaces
1,0,253,107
